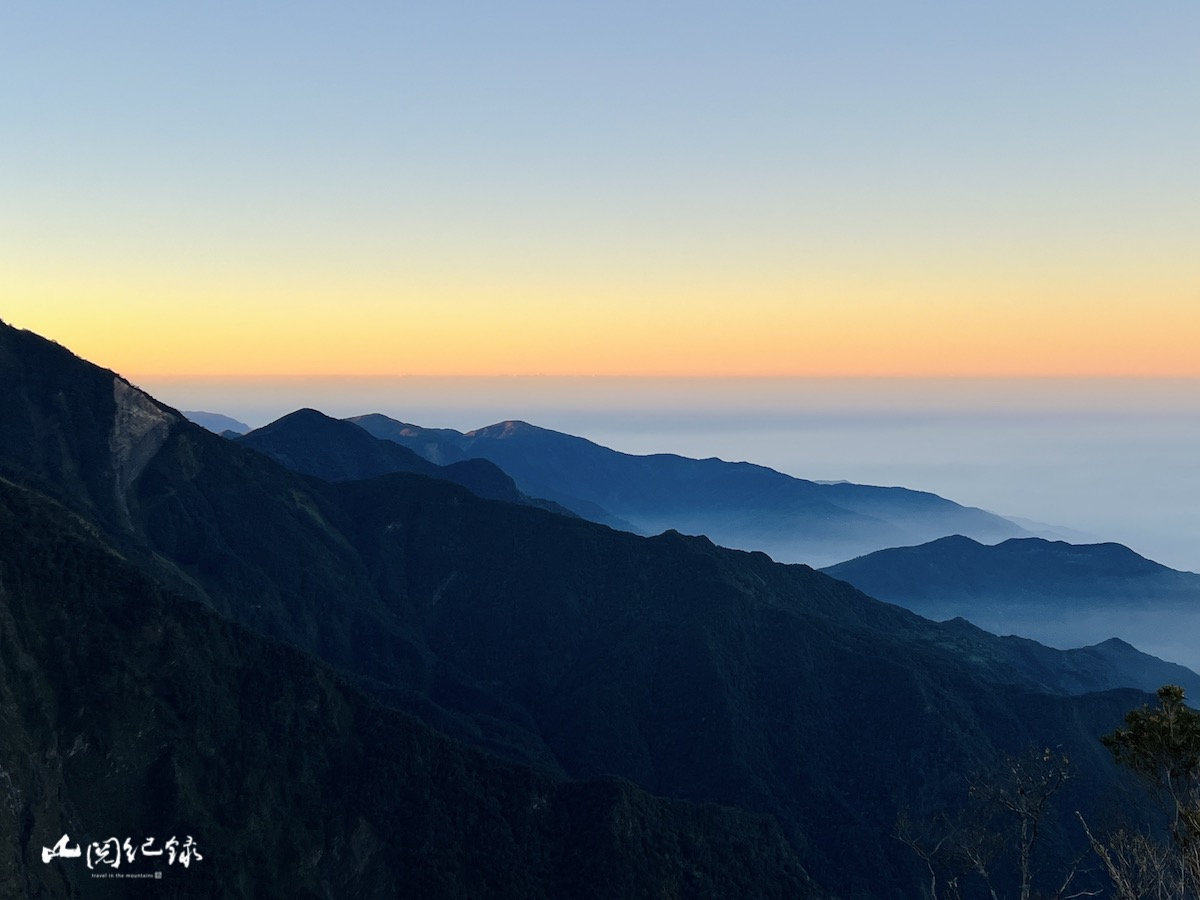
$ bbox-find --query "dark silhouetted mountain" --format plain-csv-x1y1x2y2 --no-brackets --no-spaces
238,407,460,483
824,535,1200,671
0,475,813,900
347,414,1029,567
184,410,251,434
0,319,1160,898
235,407,572,514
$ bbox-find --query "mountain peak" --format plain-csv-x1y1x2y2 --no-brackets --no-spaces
245,408,362,441
465,420,540,439
348,412,427,435
929,534,985,549
280,407,329,421
1093,637,1138,652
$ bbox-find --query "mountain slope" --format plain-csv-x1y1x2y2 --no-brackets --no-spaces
348,414,1028,566
824,535,1200,671
923,617,1200,699
121,446,1141,896
0,475,813,900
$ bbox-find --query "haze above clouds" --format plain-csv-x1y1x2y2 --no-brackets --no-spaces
150,375,1200,574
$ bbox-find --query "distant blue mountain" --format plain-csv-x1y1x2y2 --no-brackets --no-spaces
823,535,1200,671
184,410,251,434
347,414,1030,567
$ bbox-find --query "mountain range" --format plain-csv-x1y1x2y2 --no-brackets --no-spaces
235,408,574,516
239,407,1200,697
824,535,1200,671
347,414,1031,568
0,318,1180,898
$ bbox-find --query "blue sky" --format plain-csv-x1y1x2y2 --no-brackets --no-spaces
4,1,1197,376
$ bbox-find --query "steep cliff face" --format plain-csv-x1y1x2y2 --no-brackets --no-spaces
0,323,180,533
109,377,177,521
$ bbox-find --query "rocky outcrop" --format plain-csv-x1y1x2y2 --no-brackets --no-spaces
109,377,176,520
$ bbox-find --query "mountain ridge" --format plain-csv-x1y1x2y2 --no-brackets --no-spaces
348,413,1031,567
235,407,574,517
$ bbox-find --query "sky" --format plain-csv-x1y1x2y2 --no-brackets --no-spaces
3,1,1198,378
4,3,1199,573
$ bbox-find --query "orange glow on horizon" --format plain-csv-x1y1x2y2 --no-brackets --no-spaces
7,269,1198,379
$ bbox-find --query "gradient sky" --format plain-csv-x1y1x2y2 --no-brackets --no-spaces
3,1,1198,377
